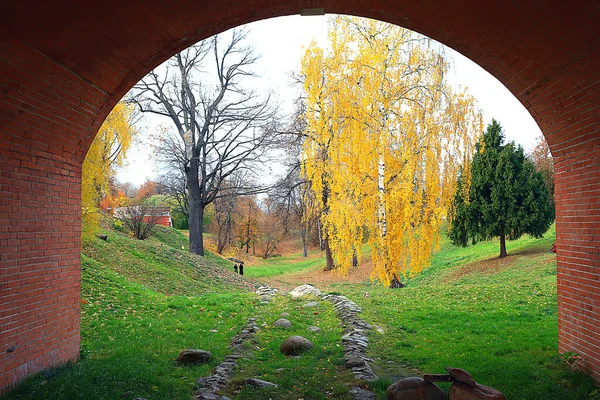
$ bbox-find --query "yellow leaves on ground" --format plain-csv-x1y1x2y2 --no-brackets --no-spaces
301,16,481,284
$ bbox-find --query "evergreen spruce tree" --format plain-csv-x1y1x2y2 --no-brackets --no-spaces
448,120,554,258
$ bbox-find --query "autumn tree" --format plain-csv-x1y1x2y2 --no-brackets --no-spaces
234,196,260,254
529,135,554,204
212,174,247,254
448,120,554,258
256,197,283,259
82,101,136,239
301,16,481,283
133,28,279,256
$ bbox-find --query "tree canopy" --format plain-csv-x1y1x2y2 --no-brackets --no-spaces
82,101,137,239
301,16,482,284
448,120,554,257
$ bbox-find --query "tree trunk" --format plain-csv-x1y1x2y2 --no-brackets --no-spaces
187,157,205,256
189,199,205,256
301,224,308,258
317,220,324,250
499,224,507,258
323,238,335,270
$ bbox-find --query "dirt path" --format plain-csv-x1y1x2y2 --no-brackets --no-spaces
262,260,376,291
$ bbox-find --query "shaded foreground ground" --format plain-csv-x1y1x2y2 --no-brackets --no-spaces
3,224,599,399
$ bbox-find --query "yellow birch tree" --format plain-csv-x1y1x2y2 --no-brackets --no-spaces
82,101,136,239
301,16,481,284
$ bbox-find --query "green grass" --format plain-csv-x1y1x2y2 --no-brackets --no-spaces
222,295,357,400
243,252,325,278
4,223,599,400
328,225,599,399
3,225,257,400
82,225,252,295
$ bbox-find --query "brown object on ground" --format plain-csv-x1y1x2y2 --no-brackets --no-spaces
176,349,211,364
279,336,314,356
386,377,446,400
424,373,453,383
449,381,506,400
446,367,477,386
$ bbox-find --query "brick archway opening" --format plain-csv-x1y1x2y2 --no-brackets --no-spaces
1,1,598,391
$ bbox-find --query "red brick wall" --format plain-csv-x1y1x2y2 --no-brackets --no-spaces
0,42,106,392
1,0,598,392
555,144,600,383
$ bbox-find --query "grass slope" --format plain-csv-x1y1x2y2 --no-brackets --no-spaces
3,225,257,400
329,226,599,399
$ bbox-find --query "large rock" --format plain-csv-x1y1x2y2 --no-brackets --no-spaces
449,382,506,400
387,377,446,400
246,378,278,388
280,336,314,356
273,318,292,329
176,349,211,364
289,284,322,299
303,301,319,308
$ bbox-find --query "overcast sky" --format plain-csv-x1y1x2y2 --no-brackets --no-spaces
117,15,543,186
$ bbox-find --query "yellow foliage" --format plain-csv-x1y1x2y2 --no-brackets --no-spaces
301,16,481,284
82,101,136,240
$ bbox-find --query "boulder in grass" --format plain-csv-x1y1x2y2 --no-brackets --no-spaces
273,318,292,329
245,378,278,388
289,284,322,299
176,349,211,364
449,382,506,400
280,336,314,356
386,377,446,400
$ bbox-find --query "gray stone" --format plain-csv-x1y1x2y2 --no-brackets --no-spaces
218,397,232,400
280,312,290,318
307,325,321,332
350,387,378,400
280,335,314,356
386,377,446,400
273,318,292,329
289,284,322,298
245,378,279,388
176,349,211,364
346,357,366,368
303,301,319,308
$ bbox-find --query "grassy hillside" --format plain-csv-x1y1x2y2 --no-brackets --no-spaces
328,226,599,399
4,225,257,400
4,224,599,400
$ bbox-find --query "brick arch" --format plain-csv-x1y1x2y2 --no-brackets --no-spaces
1,1,598,391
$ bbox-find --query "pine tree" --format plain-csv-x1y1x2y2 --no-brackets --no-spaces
449,120,554,258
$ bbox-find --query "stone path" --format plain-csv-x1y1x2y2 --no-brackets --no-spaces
322,293,378,382
289,284,380,399
193,284,379,400
193,318,260,400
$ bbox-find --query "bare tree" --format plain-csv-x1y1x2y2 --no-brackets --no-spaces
256,197,282,259
115,205,164,240
133,28,279,255
271,98,317,257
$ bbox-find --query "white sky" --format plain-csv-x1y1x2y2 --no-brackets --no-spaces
117,15,543,186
